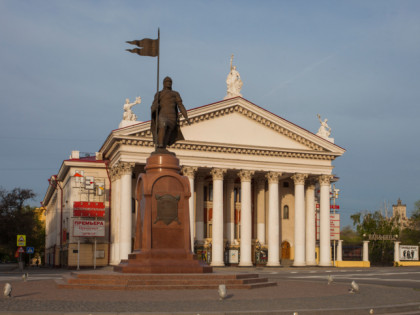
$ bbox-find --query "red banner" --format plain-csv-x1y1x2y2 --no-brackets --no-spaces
316,204,340,210
73,201,105,217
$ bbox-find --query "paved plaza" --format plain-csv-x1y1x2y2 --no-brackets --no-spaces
1,264,420,314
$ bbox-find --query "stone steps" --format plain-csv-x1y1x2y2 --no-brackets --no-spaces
57,272,277,290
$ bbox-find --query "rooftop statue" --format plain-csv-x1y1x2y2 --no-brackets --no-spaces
151,77,189,152
316,114,334,143
224,54,243,99
119,97,141,128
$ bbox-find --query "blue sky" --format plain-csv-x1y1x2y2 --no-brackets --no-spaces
1,1,419,228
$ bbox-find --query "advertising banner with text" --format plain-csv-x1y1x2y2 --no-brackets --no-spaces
316,213,340,241
73,219,105,237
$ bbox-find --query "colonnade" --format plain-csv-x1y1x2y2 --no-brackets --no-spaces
109,162,335,267
184,167,334,267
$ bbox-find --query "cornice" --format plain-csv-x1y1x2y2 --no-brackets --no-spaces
116,138,336,161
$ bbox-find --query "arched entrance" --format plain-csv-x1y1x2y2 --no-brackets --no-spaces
281,241,291,260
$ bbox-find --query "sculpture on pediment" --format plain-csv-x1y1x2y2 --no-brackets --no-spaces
123,97,141,121
316,114,334,143
224,54,243,99
119,97,141,128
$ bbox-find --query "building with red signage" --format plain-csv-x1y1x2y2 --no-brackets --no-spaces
43,151,110,267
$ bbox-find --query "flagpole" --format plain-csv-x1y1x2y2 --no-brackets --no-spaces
155,28,160,149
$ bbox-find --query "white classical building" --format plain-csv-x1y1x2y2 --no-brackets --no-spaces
102,95,345,267
43,59,345,268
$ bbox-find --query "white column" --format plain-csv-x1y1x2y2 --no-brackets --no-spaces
119,162,135,261
195,175,205,243
225,175,235,244
111,168,122,265
319,175,332,266
256,176,266,245
210,168,226,266
266,172,281,266
394,241,400,263
363,241,369,262
292,173,307,267
305,181,316,265
182,166,198,252
109,166,121,265
337,240,343,261
238,170,254,266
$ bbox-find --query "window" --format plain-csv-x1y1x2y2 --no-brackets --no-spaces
209,185,213,201
283,205,289,220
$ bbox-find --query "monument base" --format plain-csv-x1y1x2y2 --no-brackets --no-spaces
114,152,212,274
115,249,212,273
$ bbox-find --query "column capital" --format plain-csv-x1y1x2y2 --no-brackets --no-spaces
210,168,227,180
238,170,254,182
181,166,198,179
266,172,282,184
319,174,333,186
109,166,121,181
291,173,308,185
117,162,135,176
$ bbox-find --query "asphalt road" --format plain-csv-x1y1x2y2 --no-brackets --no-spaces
255,266,420,289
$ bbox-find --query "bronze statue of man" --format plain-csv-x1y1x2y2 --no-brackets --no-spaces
151,77,189,151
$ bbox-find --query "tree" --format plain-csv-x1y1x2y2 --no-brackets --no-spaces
340,225,362,244
0,187,44,263
351,211,400,265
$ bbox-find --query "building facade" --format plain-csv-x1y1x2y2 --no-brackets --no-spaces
43,151,110,268
101,96,345,267
43,95,345,268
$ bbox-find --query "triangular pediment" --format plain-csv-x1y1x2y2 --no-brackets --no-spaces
110,97,344,156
